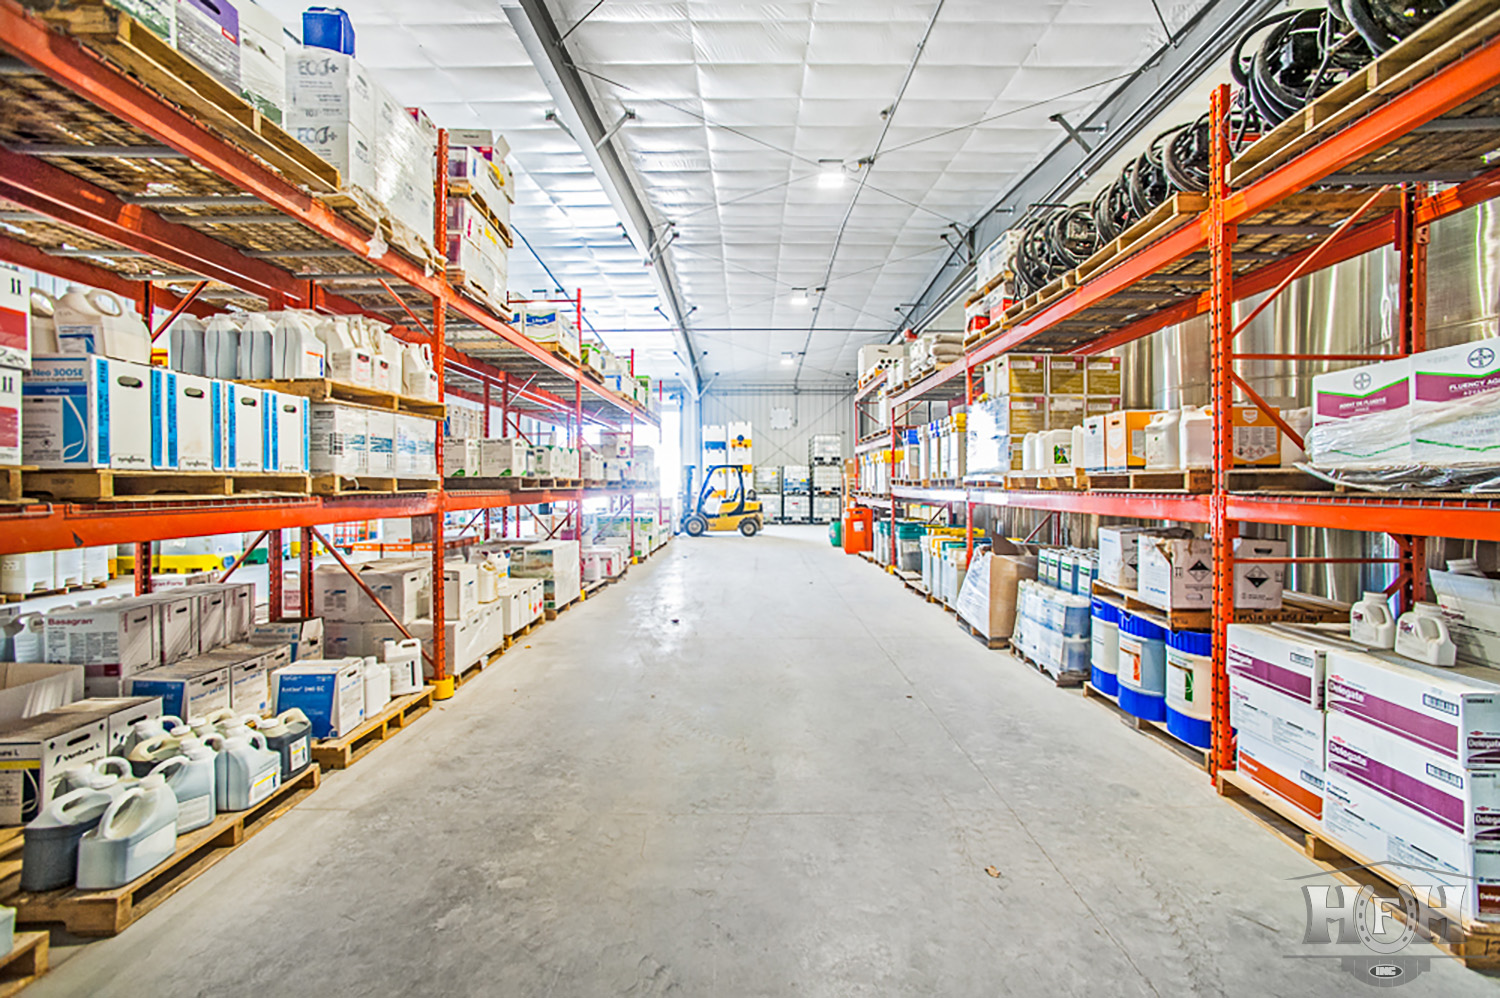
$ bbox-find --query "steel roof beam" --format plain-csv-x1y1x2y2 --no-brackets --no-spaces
897,0,1282,337
505,0,701,391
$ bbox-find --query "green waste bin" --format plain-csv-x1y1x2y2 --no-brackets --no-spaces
828,520,842,547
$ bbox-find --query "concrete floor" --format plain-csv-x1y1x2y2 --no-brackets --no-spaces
27,526,1500,997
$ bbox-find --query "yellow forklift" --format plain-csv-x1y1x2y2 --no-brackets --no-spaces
680,464,763,537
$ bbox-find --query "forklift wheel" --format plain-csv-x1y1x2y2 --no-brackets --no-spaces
684,516,708,537
739,518,760,537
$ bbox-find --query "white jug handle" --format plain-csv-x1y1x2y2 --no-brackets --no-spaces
202,708,235,727
202,734,227,753
86,290,125,317
97,787,144,840
29,289,56,315
95,756,132,779
248,731,269,751
160,715,185,730
275,708,309,726
148,755,189,783
420,343,432,364
129,735,175,761
239,714,264,729
49,786,110,822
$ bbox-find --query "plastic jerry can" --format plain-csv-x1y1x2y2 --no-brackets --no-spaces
384,638,423,695
203,314,243,379
127,735,183,778
237,313,274,380
369,330,396,392
1350,591,1397,649
168,315,207,376
29,289,59,354
403,342,438,400
53,286,151,363
217,733,281,811
57,756,135,798
477,557,502,604
116,715,185,760
272,311,325,378
1144,408,1183,470
1179,405,1214,468
257,709,312,782
362,657,391,717
1395,602,1457,667
149,746,216,833
75,775,180,889
20,787,113,892
317,316,372,386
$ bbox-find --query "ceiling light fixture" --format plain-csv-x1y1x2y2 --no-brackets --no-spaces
780,352,797,366
818,159,846,189
788,288,809,307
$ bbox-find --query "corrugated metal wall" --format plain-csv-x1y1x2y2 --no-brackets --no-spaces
697,388,854,470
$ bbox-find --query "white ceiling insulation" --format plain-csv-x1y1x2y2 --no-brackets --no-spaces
257,0,1211,386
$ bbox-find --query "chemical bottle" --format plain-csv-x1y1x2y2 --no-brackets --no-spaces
127,734,183,778
1179,405,1214,468
1394,602,1457,667
477,555,502,603
1144,408,1183,470
167,315,207,375
29,289,59,354
403,342,439,400
20,787,112,892
1350,591,1397,649
272,310,325,378
116,715,185,760
217,732,282,811
149,745,216,833
257,709,312,781
237,312,275,380
203,314,243,379
53,286,151,363
317,316,372,386
75,774,181,889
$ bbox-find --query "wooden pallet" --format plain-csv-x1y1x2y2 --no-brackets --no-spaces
543,594,580,621
1224,467,1334,493
1218,769,1500,968
1079,469,1213,493
1008,648,1085,688
1074,193,1207,284
445,183,514,248
243,379,446,419
444,475,524,491
540,342,582,367
310,687,435,771
1004,470,1086,491
0,467,31,505
1231,0,1500,187
453,641,508,688
0,932,48,998
1082,681,1210,770
311,475,439,496
23,469,309,501
2,581,108,603
503,618,541,648
1092,581,1350,631
5,765,320,936
957,617,1008,650
31,0,340,193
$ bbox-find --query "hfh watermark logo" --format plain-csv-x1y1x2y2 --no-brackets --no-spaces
1291,866,1465,988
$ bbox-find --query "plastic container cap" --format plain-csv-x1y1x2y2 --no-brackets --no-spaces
1117,611,1167,642
1091,598,1119,624
1166,629,1213,656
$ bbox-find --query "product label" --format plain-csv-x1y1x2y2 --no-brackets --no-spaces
290,738,308,772
248,766,279,806
176,793,213,832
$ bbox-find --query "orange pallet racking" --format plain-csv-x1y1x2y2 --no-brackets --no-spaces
0,0,664,692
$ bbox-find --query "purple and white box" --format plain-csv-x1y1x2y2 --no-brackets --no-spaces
1325,647,1500,768
1310,357,1412,466
1411,335,1500,465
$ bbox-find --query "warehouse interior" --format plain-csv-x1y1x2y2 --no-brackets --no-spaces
2,0,1500,994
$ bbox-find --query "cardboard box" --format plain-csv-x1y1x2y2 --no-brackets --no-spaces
0,367,18,466
1097,526,1157,589
954,541,1037,641
1105,410,1156,472
53,696,162,754
289,121,374,191
176,0,240,92
444,437,479,477
274,660,364,738
1231,405,1281,467
227,647,272,715
0,709,108,824
1226,623,1346,712
1230,673,1326,766
990,354,1046,394
366,409,396,475
1085,357,1122,397
1136,535,1215,611
285,48,375,136
194,586,227,652
1325,648,1500,768
139,591,198,664
1310,357,1412,466
314,560,429,624
1080,415,1107,472
218,382,265,472
0,663,82,724
1411,336,1500,465
1238,733,1325,824
250,617,324,662
127,656,232,722
202,582,254,643
1232,537,1287,610
108,0,175,42
477,438,527,478
266,391,309,474
444,561,477,621
23,356,153,469
309,402,366,476
1046,357,1087,395
44,600,159,689
151,368,216,471
1,552,52,596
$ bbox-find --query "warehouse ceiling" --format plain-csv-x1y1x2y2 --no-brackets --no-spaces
259,0,1210,387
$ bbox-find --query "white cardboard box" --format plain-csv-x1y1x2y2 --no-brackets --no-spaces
1232,537,1287,610
309,402,366,476
44,600,159,690
1238,733,1325,825
1310,357,1412,466
314,560,429,624
1226,622,1345,711
0,265,30,371
23,356,152,469
1136,535,1213,610
1325,647,1500,768
237,0,285,122
1410,336,1500,465
127,657,232,722
0,552,52,596
0,366,18,466
0,709,108,824
444,437,479,478
1096,526,1153,588
267,391,309,473
284,48,375,136
444,561,477,621
273,659,364,738
151,368,217,471
218,382,265,472
139,591,198,664
478,438,528,478
1230,673,1326,767
365,409,395,475
65,696,162,755
0,663,82,724
250,617,324,662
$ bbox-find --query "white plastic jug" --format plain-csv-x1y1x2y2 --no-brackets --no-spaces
1040,429,1074,472
318,316,372,386
167,315,207,376
402,342,439,400
237,312,275,380
1395,602,1457,666
258,709,312,781
1281,407,1312,466
1179,405,1214,468
127,735,183,778
117,715,185,760
149,747,216,833
29,289,60,354
384,638,423,695
75,774,180,889
20,787,113,892
203,314,243,379
272,311,326,378
12,614,44,662
361,656,391,716
370,330,400,392
57,756,136,798
1144,408,1183,470
217,732,281,811
1021,432,1041,472
1350,591,1397,649
477,556,502,603
54,286,151,363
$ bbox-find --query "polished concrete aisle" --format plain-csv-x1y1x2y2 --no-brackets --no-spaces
30,527,1500,997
